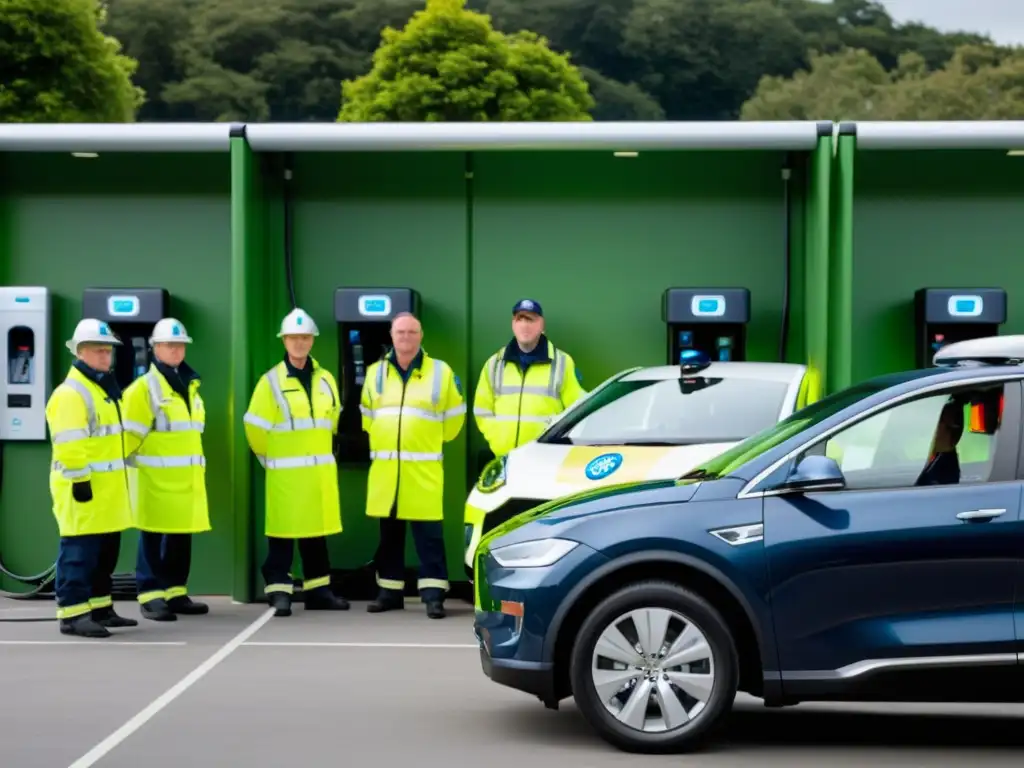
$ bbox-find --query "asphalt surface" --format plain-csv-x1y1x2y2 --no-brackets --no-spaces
1,596,1022,768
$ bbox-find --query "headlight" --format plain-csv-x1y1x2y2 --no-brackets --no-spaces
476,455,508,493
490,538,579,568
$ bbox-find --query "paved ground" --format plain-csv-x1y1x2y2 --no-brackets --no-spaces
1,596,1022,768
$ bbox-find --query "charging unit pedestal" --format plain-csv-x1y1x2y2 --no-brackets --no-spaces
0,288,51,442
82,288,170,389
915,288,1007,368
663,288,750,364
334,287,420,464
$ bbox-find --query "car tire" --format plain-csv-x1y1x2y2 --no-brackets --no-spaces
568,580,739,754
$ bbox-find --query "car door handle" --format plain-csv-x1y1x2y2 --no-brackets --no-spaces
956,508,1007,521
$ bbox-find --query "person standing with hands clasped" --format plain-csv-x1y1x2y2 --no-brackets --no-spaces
244,308,349,617
45,319,139,638
360,312,465,619
121,318,210,622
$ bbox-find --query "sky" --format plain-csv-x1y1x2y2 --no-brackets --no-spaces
874,0,1024,46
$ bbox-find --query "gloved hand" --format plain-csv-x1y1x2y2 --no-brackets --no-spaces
332,434,340,456
72,480,93,503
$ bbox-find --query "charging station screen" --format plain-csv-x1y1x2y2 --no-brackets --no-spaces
690,295,726,318
107,295,140,317
947,295,983,318
358,295,391,317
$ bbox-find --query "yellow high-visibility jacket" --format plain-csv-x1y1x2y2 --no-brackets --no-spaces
361,351,465,521
473,339,585,457
122,364,210,535
45,366,135,537
244,358,342,539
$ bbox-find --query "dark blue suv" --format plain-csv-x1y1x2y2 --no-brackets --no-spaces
472,336,1024,753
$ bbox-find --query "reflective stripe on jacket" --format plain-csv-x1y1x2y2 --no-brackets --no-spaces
472,340,585,457
360,352,465,521
244,359,342,538
45,367,134,537
122,365,210,534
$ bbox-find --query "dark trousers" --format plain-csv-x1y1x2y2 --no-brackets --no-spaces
261,536,332,596
136,532,193,603
374,516,449,603
55,532,121,619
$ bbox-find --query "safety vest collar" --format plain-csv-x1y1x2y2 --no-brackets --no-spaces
502,335,553,367
152,361,200,407
490,338,564,399
374,350,444,403
71,359,122,401
154,359,200,385
387,348,424,379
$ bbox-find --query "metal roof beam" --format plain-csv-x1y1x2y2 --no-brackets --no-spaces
243,121,830,152
0,123,235,152
854,121,1024,150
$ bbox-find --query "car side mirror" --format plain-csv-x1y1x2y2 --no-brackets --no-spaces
777,455,846,494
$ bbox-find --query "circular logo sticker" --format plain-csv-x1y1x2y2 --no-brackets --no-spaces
585,452,623,481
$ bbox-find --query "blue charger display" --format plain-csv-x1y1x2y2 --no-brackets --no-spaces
663,288,750,365
914,288,1007,368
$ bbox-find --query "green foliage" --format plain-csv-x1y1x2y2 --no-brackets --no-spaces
338,0,594,121
94,0,1010,122
741,44,1024,121
0,0,144,122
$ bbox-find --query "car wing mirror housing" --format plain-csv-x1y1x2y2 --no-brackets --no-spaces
778,455,846,494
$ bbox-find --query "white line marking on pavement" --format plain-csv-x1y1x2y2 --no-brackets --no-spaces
0,640,186,646
66,608,275,768
243,641,477,648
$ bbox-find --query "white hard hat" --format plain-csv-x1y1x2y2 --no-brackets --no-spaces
150,317,193,345
66,318,122,354
278,307,319,337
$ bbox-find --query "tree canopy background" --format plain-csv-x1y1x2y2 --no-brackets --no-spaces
337,0,594,121
9,0,1022,122
0,0,144,122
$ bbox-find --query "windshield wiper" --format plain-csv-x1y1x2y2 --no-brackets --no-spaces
681,467,718,480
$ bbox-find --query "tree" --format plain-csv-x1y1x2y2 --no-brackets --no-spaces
740,44,1024,121
338,0,594,121
0,0,144,122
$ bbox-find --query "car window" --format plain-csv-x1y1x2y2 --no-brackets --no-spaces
678,377,893,481
541,376,791,446
809,384,1005,491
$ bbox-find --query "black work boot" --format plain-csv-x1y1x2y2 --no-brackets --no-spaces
366,590,404,613
304,587,349,611
60,615,111,638
269,592,292,617
167,596,209,615
140,598,178,622
92,606,139,628
426,601,446,619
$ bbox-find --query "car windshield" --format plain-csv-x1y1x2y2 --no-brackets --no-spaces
540,375,792,446
678,378,892,482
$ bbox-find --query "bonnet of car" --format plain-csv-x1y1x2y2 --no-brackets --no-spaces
477,477,699,551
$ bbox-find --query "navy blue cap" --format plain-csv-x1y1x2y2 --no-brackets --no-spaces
512,298,543,317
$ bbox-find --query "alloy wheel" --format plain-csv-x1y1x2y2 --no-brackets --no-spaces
590,607,716,733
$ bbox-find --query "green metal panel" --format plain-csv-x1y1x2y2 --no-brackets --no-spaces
851,150,1024,383
828,134,855,395
229,135,261,603
469,149,797,395
259,152,471,579
0,152,234,595
803,136,833,399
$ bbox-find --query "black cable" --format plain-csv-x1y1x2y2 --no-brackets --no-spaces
778,155,793,362
283,154,297,310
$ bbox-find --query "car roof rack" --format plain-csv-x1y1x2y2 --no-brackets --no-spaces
932,335,1024,368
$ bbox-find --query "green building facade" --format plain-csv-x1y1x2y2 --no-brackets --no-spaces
0,119,1019,600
